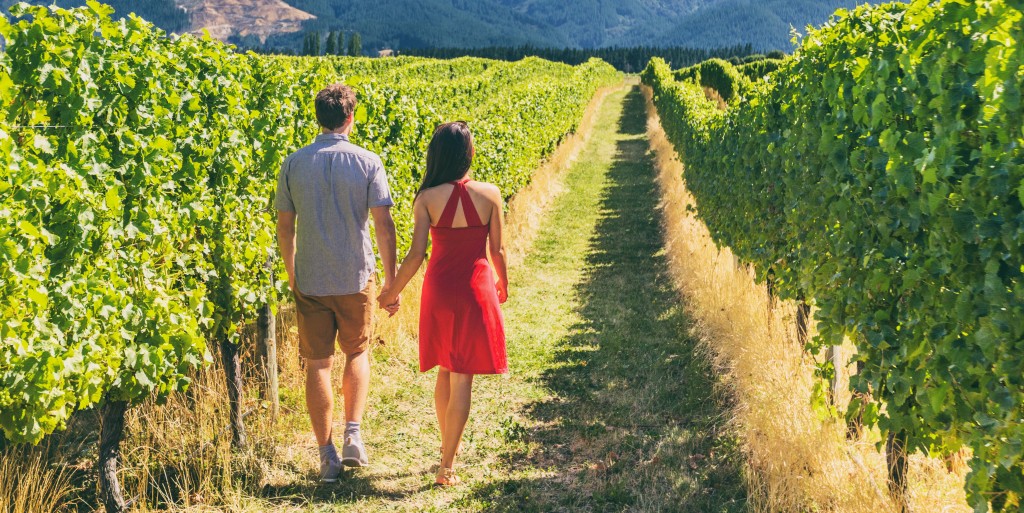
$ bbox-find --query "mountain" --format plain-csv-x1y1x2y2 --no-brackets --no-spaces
273,0,866,51
2,0,872,52
177,0,314,42
277,0,563,49
657,0,863,49
0,0,313,42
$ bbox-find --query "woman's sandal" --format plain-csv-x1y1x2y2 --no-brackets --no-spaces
435,466,461,487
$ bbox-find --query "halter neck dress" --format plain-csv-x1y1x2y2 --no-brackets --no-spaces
419,178,508,375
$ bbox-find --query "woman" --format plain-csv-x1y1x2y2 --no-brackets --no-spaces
377,121,509,486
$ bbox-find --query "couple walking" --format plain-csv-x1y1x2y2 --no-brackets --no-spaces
275,84,509,487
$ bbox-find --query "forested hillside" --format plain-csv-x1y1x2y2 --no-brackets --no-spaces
660,0,862,48
3,0,871,53
279,0,863,51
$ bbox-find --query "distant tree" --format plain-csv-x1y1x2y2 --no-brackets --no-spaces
348,32,361,56
228,33,262,51
325,31,337,55
336,32,347,56
312,31,322,56
766,49,787,60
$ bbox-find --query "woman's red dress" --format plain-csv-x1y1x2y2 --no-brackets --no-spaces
419,179,508,375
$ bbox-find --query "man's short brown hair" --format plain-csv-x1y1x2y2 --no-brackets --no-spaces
315,84,357,130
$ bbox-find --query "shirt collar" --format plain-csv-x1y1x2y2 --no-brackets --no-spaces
316,133,349,142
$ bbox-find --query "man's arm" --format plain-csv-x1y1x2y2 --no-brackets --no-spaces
377,196,430,314
371,206,397,289
277,210,298,292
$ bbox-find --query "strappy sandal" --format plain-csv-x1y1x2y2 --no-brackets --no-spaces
435,466,461,487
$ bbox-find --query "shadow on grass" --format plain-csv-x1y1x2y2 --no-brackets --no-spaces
462,86,746,512
259,468,424,506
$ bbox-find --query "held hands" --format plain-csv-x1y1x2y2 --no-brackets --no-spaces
377,284,401,317
496,278,509,304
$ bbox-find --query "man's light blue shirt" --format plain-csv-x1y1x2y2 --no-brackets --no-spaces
276,133,393,296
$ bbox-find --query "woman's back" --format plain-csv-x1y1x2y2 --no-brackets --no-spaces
419,180,500,229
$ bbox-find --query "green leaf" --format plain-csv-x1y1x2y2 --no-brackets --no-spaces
105,186,123,211
32,134,53,154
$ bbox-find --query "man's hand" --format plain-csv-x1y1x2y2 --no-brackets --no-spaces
288,274,297,294
377,286,401,317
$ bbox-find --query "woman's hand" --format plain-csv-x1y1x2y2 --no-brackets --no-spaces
496,279,509,304
377,287,401,317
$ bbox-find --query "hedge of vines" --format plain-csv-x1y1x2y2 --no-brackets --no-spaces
736,58,784,82
0,1,618,444
672,58,751,104
643,0,1023,509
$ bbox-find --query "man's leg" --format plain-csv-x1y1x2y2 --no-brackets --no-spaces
294,290,344,481
305,356,335,446
336,279,374,467
305,355,343,482
342,350,370,425
340,349,371,467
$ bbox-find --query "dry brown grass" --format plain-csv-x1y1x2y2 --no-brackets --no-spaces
642,84,970,513
702,86,728,110
118,354,277,510
0,446,78,513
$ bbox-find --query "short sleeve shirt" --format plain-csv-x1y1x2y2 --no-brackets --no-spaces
275,133,393,296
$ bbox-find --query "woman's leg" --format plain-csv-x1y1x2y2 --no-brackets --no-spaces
434,368,451,449
440,372,474,471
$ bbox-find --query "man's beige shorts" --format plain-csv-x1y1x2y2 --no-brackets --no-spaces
294,277,374,359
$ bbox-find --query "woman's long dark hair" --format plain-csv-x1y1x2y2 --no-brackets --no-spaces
418,121,474,195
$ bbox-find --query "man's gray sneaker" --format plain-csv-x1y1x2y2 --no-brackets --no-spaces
319,445,343,483
341,433,369,468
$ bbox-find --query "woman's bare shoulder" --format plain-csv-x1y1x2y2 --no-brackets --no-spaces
468,181,502,200
418,183,454,202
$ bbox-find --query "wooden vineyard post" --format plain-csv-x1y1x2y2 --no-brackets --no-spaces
221,339,247,448
795,295,811,347
257,300,279,420
825,344,841,406
886,430,909,512
847,360,866,439
256,257,279,420
98,399,129,513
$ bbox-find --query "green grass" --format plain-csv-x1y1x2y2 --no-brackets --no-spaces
229,84,746,512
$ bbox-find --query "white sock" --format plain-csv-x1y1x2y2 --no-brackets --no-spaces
319,442,340,463
345,422,361,439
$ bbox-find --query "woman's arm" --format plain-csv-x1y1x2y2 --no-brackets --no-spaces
488,189,509,304
378,196,431,313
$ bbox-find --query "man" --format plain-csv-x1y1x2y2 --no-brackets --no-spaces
276,83,398,483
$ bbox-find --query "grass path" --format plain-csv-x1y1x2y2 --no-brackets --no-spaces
257,84,745,512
